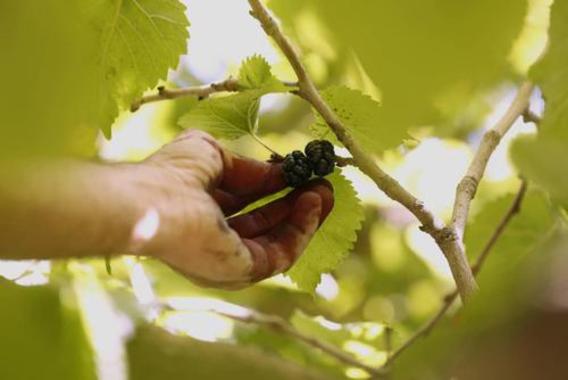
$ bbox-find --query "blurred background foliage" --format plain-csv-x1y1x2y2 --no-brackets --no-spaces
1,0,567,379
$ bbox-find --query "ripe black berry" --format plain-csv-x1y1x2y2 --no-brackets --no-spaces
305,139,335,177
282,150,312,187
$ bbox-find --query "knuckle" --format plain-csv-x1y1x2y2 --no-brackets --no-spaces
175,129,215,142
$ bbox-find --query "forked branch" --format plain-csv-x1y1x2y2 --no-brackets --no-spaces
383,180,528,368
451,82,534,237
247,0,477,302
215,309,387,377
159,300,385,377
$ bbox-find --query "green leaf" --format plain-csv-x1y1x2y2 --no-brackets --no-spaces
179,55,292,140
0,0,188,153
465,191,554,269
86,0,189,137
239,55,289,92
178,91,262,140
128,325,339,380
512,0,568,207
270,0,527,134
178,55,294,140
0,0,101,158
529,0,568,139
239,55,271,89
312,86,407,155
0,278,95,380
287,171,364,292
393,194,557,380
512,137,568,206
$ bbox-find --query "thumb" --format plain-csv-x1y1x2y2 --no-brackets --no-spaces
146,129,232,190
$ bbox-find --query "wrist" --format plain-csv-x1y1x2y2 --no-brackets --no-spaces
121,161,201,259
0,159,181,260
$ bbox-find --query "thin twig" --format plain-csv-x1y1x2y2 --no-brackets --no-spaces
441,82,534,300
247,0,477,302
131,79,299,112
383,180,528,368
123,261,382,375
335,156,356,167
522,109,541,126
130,78,241,112
248,0,438,227
471,180,528,275
105,255,112,275
383,300,454,369
216,310,386,377
12,268,36,282
160,300,385,377
384,326,393,357
126,268,382,375
451,82,534,237
250,133,283,157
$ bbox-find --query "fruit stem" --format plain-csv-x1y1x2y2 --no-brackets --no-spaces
251,133,284,158
335,156,355,167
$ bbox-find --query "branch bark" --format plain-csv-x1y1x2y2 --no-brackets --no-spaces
214,309,386,377
383,180,528,368
247,0,478,302
158,300,384,377
131,79,299,112
522,109,541,125
437,83,533,300
130,78,241,112
451,82,534,237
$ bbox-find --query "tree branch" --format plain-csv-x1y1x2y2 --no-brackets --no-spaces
440,83,534,301
159,299,384,377
129,325,343,380
125,264,384,377
131,79,299,112
247,0,437,226
247,0,478,303
383,180,528,368
214,309,386,377
130,78,241,112
451,82,534,237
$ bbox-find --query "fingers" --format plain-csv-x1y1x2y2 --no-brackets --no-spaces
241,181,334,282
148,130,229,190
220,154,286,196
155,130,286,201
212,156,287,215
227,194,292,238
148,130,338,289
227,179,334,238
155,179,333,289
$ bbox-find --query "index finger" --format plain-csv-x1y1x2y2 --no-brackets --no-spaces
221,154,286,197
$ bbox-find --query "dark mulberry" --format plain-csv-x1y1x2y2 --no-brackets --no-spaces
282,150,313,187
305,139,335,177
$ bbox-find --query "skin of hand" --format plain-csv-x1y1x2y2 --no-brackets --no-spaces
134,130,334,289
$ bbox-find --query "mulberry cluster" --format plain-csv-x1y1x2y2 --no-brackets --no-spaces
282,140,336,188
282,150,312,188
305,139,335,177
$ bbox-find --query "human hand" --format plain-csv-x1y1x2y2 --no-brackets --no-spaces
135,130,334,289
